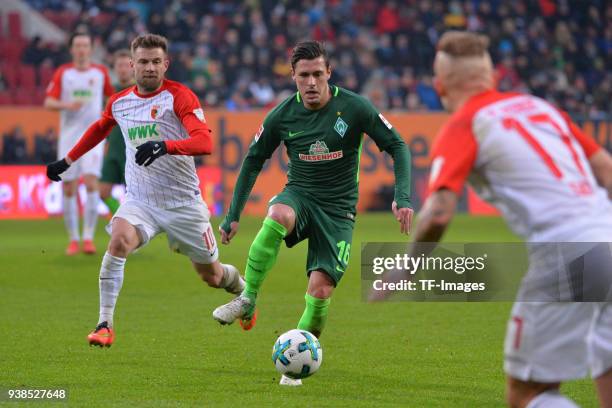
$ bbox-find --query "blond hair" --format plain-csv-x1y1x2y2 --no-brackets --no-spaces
436,31,490,58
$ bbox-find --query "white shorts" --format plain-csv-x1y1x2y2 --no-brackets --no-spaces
106,199,219,264
504,302,612,382
59,135,105,181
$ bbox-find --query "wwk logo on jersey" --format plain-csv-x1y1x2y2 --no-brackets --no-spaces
334,117,348,137
128,124,159,141
299,140,343,162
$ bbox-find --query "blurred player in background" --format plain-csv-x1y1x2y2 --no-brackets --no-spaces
376,31,612,407
212,41,413,384
46,34,244,348
99,49,134,215
44,31,115,255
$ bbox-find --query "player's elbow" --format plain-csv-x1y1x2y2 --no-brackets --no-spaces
195,131,213,155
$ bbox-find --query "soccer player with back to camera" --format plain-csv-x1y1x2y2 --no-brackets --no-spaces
374,31,612,408
44,31,115,255
211,41,414,385
46,34,245,348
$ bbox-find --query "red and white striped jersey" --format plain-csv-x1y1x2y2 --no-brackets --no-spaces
46,63,114,142
429,90,611,242
66,79,213,209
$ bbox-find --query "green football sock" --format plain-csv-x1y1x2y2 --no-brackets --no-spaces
242,217,287,302
297,293,331,338
103,197,120,215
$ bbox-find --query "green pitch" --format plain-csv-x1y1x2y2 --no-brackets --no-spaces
0,215,598,407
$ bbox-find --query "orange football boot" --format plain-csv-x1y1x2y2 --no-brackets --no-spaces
87,321,114,347
66,240,80,256
82,240,97,255
239,308,258,331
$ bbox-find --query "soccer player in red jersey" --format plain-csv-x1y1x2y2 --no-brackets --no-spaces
46,34,244,348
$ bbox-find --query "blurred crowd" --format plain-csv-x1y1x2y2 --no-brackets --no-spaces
1,126,57,164
12,0,611,116
1,0,611,163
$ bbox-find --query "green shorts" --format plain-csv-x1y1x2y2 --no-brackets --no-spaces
269,189,355,285
100,155,125,185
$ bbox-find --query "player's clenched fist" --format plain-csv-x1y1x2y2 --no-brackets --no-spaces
46,158,70,182
135,141,167,166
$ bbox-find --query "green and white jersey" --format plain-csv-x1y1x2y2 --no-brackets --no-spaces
224,85,411,225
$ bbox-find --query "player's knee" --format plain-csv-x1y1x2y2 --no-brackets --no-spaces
266,207,294,231
62,181,77,196
309,286,333,299
108,234,133,257
308,271,335,299
505,378,559,408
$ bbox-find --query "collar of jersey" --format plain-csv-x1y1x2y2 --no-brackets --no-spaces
133,79,168,99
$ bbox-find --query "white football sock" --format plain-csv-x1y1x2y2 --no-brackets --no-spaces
98,251,126,327
526,391,579,408
83,190,100,240
63,195,79,241
220,263,244,295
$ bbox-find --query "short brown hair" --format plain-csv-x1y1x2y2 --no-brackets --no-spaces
113,49,131,60
130,34,168,54
436,31,489,58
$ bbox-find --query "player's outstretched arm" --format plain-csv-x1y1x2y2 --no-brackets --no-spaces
358,99,413,233
46,117,115,182
220,115,281,244
386,140,414,234
219,153,268,244
150,86,213,164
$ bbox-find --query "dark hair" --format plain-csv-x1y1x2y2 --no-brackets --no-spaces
290,41,329,70
69,31,91,47
130,34,169,55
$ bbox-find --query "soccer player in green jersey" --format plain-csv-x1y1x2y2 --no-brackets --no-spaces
213,41,413,361
100,49,133,215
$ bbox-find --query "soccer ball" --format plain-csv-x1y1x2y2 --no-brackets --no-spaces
272,329,323,379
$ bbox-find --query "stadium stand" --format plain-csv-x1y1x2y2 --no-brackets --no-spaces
0,0,610,163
